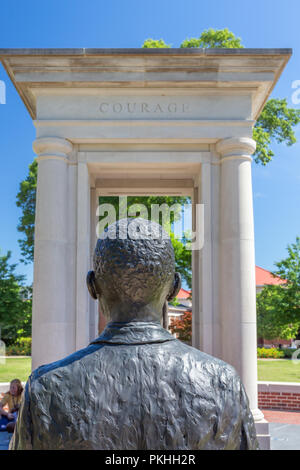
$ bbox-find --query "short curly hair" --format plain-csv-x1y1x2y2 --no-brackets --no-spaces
94,218,175,305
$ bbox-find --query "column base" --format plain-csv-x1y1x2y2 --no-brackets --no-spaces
252,409,271,450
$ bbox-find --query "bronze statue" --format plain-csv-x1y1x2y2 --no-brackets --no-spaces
10,218,259,450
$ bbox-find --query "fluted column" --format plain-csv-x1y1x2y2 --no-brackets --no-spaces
32,137,73,370
216,137,263,421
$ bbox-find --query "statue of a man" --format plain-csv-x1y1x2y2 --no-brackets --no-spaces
10,218,259,450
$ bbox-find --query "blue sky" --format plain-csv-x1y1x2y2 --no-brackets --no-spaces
0,0,299,284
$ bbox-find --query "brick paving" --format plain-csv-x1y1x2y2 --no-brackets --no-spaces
263,409,300,425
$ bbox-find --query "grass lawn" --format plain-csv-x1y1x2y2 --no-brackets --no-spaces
0,357,300,384
258,359,300,382
0,357,31,383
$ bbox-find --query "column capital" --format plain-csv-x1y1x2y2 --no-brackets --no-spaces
216,137,256,162
33,137,73,162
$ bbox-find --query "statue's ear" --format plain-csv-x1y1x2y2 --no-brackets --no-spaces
86,271,98,300
167,272,182,301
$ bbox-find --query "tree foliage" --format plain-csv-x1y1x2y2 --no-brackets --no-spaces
16,160,37,264
169,311,192,343
0,250,32,346
170,232,191,289
254,99,300,165
257,237,300,340
180,27,243,49
142,39,171,48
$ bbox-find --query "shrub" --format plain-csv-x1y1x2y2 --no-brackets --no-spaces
6,337,31,356
169,311,192,343
257,347,285,359
282,348,298,359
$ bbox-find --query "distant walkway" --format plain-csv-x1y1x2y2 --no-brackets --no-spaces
263,409,300,450
263,409,300,424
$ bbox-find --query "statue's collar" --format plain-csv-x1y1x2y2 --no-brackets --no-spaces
90,321,176,346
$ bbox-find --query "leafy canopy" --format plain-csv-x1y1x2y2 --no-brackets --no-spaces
180,28,243,49
16,160,37,264
0,250,32,345
254,99,300,165
257,237,300,340
142,39,171,48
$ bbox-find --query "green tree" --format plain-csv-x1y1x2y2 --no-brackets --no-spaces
254,99,300,165
0,250,32,346
257,237,300,340
180,27,243,49
170,232,191,289
16,160,37,264
142,38,171,48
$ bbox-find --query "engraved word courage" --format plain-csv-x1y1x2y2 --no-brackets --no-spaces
99,102,189,114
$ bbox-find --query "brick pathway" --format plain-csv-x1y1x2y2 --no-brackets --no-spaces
263,409,300,425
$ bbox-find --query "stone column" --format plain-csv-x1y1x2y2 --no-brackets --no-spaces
32,137,73,370
89,186,98,342
216,137,263,422
75,158,91,351
192,163,213,356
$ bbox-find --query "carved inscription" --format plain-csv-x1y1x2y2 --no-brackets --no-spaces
99,102,189,114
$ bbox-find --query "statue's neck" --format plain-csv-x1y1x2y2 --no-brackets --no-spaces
104,302,163,324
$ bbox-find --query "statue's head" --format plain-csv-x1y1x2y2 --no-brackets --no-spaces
86,218,181,323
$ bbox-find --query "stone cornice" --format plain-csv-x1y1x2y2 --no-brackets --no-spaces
0,48,291,120
0,48,292,56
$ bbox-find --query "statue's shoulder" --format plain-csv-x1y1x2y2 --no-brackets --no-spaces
174,340,240,384
29,343,102,389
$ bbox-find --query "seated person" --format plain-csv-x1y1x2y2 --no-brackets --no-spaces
10,218,259,450
0,379,23,433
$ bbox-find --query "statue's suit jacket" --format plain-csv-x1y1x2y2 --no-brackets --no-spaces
10,322,259,450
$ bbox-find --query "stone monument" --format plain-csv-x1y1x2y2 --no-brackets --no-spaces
10,218,258,450
0,48,292,447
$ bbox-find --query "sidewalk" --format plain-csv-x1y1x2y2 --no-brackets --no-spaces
263,409,300,450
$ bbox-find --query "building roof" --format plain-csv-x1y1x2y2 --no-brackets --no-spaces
177,288,192,300
176,267,286,300
255,266,286,286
